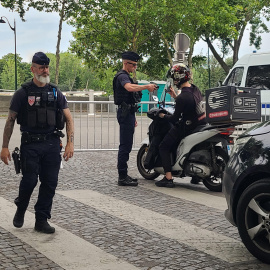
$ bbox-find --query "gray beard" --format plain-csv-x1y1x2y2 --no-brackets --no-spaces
35,74,50,84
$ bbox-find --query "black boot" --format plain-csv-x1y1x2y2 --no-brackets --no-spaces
35,220,55,234
118,175,138,186
127,175,138,182
190,176,201,184
13,208,26,228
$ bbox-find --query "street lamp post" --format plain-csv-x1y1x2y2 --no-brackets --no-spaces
0,16,17,90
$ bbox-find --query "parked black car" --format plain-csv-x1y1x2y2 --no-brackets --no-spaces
223,121,270,264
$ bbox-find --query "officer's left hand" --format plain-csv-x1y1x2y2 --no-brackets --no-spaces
159,113,165,118
63,144,74,161
0,148,11,165
135,119,138,127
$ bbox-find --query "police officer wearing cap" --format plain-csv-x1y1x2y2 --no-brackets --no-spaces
0,52,74,233
113,51,157,186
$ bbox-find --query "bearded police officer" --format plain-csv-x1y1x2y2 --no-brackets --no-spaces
0,52,74,233
113,51,157,186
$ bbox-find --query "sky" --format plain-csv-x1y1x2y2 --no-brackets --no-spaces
0,4,270,63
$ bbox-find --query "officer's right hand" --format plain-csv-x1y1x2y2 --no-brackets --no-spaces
147,84,157,92
1,148,11,165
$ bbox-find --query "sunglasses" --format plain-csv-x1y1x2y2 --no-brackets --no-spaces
127,62,138,67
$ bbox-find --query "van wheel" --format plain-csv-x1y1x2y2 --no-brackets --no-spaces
137,144,160,180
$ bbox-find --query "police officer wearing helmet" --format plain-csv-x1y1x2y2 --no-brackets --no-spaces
0,52,74,233
155,63,206,188
113,51,157,186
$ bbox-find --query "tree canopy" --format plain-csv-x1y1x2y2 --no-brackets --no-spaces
68,0,181,78
0,51,228,93
183,0,270,72
0,0,79,83
67,0,270,74
1,0,269,80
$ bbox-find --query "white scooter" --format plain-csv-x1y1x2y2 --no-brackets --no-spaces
137,96,235,192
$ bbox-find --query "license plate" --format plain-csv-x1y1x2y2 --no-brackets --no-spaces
227,145,232,155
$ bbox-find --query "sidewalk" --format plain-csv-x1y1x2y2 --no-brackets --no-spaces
0,151,268,269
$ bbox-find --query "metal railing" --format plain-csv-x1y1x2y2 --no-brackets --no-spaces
69,100,270,151
69,100,165,151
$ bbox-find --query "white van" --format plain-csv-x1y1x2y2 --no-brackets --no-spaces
222,51,270,119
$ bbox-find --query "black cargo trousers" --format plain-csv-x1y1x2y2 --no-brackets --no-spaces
14,135,61,221
117,107,136,178
159,121,194,173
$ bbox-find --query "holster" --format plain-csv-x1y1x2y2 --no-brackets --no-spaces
132,104,140,113
12,147,21,174
119,102,130,118
119,102,140,117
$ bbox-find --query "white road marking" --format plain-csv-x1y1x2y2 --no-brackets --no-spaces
0,197,139,270
58,189,253,263
140,179,227,211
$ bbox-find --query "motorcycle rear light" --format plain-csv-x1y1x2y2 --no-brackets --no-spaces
219,127,235,136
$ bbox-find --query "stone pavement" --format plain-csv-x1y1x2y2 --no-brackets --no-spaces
0,151,269,270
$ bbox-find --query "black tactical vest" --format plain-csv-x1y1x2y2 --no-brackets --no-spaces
113,70,142,105
17,81,65,130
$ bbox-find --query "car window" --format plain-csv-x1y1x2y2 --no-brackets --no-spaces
224,67,244,86
246,65,270,89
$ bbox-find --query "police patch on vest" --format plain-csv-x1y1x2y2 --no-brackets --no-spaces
28,96,35,106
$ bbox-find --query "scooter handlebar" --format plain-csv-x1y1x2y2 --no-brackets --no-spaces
147,107,172,120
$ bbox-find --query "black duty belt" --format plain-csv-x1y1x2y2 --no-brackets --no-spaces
21,131,64,144
117,104,136,109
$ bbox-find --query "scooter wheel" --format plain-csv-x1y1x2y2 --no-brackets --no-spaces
137,144,160,180
203,147,229,192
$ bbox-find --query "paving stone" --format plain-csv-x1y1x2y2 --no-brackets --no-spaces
0,151,269,269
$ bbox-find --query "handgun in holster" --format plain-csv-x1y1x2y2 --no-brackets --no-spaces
12,147,21,174
54,130,65,138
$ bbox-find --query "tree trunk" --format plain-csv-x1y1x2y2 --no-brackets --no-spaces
233,23,246,65
131,43,138,83
55,0,66,85
206,37,230,74
69,69,77,90
161,34,173,66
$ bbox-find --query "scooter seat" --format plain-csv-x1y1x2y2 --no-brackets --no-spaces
191,123,234,133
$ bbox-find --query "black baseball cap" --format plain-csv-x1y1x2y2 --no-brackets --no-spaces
122,51,140,62
32,52,50,65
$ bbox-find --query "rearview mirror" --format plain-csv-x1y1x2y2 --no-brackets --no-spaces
152,95,159,102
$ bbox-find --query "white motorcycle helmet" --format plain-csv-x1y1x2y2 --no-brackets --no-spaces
168,63,191,88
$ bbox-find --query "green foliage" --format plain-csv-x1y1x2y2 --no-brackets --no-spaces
68,0,180,79
0,0,79,20
0,51,236,96
0,58,16,90
192,55,233,94
1,0,269,92
2,0,269,78
0,53,30,90
0,52,115,94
